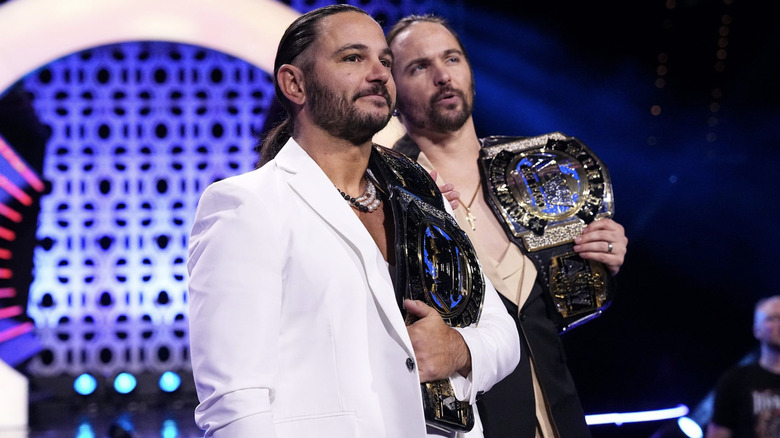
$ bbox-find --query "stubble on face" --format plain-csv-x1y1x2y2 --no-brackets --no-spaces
396,75,474,134
304,63,394,146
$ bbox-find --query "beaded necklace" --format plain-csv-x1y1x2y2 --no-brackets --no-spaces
335,169,381,213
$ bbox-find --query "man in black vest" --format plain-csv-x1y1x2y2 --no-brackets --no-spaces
386,15,628,438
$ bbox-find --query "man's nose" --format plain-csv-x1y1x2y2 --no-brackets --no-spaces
433,63,451,86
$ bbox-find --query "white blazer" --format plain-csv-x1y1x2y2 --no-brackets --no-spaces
187,139,520,438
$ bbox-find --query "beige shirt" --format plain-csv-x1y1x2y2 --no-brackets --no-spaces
416,152,537,309
417,151,556,438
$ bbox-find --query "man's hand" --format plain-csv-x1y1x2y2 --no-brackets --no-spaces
429,170,460,210
404,299,471,382
573,218,627,275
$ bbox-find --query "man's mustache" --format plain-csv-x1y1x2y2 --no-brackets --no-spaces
432,85,465,104
354,83,392,106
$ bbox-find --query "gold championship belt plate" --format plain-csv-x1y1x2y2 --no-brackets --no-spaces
478,132,615,332
371,146,484,433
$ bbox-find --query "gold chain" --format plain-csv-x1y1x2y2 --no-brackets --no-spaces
463,182,480,231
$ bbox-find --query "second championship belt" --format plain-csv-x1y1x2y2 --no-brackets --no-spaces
371,146,485,433
479,132,615,332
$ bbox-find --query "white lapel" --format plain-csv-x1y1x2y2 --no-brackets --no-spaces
273,139,414,355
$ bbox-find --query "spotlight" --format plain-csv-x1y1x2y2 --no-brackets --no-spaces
158,371,181,392
677,417,703,438
651,416,705,438
113,372,137,394
73,373,97,395
161,419,178,438
76,422,96,438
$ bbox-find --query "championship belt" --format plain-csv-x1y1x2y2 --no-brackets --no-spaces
478,132,615,332
370,146,485,433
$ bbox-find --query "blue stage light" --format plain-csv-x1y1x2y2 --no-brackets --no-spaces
73,373,97,395
586,404,689,426
76,422,95,438
159,371,181,392
677,417,704,438
113,372,137,394
161,419,179,438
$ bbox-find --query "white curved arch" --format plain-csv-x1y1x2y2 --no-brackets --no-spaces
0,0,301,94
0,0,407,146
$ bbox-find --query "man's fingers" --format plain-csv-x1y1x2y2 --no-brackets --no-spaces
404,299,434,319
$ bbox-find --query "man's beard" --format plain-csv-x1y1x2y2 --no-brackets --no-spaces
398,83,473,133
306,75,393,145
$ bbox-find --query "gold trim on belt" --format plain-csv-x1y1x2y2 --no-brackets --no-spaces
479,132,615,332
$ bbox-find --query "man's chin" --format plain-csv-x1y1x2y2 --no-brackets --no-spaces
357,94,391,107
361,109,393,126
368,104,393,118
430,114,469,132
343,117,392,144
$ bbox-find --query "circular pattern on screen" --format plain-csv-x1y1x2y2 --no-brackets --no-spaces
25,41,274,377
20,0,437,379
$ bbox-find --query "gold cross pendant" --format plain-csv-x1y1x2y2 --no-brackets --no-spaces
464,206,476,230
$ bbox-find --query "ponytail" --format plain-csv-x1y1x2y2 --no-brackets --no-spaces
255,119,292,168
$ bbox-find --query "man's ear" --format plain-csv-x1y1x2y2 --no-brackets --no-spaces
277,64,306,105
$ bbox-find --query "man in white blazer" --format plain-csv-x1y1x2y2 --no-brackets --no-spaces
187,5,520,438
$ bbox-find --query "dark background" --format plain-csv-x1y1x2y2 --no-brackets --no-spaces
1,0,778,436
452,0,780,436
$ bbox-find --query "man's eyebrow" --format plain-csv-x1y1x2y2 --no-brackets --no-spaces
334,43,369,55
442,48,464,58
402,56,428,69
334,44,394,61
402,48,463,69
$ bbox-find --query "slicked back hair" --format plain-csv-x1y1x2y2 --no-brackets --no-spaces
386,14,470,64
257,4,370,167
